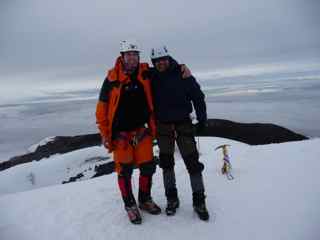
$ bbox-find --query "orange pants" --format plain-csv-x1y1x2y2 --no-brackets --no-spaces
113,128,154,174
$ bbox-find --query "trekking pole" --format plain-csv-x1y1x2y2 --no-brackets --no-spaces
215,144,234,180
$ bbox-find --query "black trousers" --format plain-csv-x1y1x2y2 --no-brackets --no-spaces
156,119,205,200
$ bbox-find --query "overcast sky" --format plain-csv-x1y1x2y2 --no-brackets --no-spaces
1,0,320,84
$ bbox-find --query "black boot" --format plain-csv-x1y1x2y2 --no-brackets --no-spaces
193,191,209,221
165,188,179,216
166,198,180,216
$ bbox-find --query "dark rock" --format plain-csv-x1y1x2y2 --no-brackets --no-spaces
92,162,115,178
196,119,308,145
0,134,101,171
62,173,84,184
0,120,308,171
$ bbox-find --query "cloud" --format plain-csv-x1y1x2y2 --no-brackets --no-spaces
1,0,320,79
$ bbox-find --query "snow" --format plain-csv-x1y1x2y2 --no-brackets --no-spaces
27,136,57,153
0,146,111,195
0,137,320,240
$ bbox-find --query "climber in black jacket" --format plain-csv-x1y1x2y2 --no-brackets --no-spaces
147,45,209,221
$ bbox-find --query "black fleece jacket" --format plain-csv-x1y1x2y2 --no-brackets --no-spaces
149,57,207,123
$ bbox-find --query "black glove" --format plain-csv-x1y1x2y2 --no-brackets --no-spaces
196,120,208,133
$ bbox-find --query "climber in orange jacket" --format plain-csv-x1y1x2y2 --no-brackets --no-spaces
96,40,161,224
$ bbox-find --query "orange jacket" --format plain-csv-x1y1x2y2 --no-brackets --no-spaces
96,57,156,151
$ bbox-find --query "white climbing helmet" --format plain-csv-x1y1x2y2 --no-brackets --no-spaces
150,46,170,59
120,40,140,53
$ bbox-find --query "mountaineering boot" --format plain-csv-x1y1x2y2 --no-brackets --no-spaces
193,191,210,221
139,199,162,215
125,204,142,224
165,197,180,216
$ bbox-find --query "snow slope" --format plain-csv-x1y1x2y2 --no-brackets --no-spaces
0,137,320,240
0,146,111,195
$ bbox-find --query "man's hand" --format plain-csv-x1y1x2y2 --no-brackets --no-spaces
181,64,191,78
196,120,208,133
102,137,111,150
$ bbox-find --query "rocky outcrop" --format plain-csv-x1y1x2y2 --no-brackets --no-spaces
0,119,308,171
197,119,307,145
0,134,101,171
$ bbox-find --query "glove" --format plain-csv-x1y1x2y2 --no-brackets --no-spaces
196,120,208,133
181,64,191,78
102,137,113,152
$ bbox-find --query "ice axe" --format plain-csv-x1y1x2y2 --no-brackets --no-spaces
215,144,234,180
